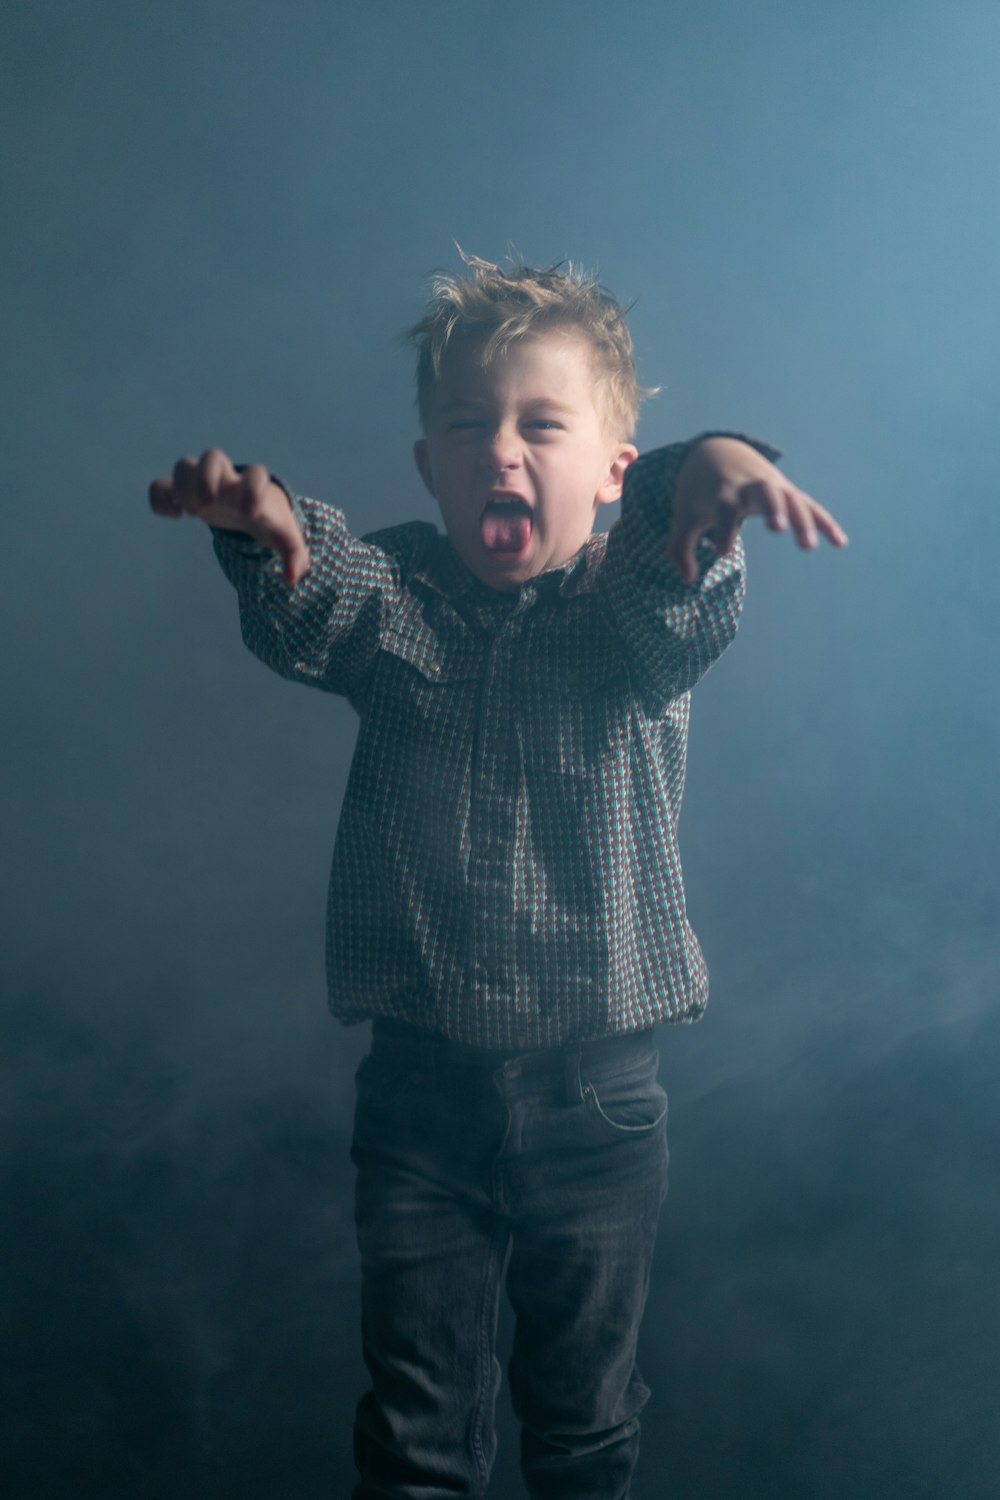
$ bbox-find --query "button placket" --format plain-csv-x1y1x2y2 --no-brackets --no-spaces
468,631,519,1005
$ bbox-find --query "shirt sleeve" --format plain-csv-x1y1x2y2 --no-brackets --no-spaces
598,432,781,714
211,484,405,699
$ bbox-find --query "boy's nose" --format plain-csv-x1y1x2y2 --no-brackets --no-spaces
482,427,522,472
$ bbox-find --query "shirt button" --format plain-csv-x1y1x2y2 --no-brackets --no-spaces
427,659,442,679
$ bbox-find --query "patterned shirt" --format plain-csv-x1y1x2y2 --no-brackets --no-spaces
213,434,777,1048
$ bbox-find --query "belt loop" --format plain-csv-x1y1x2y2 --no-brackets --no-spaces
563,1047,584,1104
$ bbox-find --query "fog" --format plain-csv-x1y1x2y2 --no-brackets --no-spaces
2,2,998,1495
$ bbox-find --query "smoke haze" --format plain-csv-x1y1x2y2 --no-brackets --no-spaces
2,2,998,1495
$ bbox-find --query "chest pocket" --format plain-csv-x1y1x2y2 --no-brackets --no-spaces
367,625,481,776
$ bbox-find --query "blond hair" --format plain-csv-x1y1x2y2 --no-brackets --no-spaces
406,251,655,438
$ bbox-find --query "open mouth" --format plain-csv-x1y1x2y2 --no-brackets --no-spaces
480,495,533,555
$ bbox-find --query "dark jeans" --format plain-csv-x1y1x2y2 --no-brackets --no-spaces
350,1018,669,1499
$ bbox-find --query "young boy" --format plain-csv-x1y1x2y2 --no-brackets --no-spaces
150,256,846,1499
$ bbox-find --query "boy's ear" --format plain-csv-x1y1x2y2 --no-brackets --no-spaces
414,439,435,496
596,443,639,506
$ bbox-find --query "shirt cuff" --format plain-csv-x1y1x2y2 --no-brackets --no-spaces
680,430,782,466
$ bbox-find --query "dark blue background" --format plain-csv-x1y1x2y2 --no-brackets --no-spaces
3,2,998,1494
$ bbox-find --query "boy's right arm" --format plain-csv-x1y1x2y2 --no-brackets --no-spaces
149,448,402,697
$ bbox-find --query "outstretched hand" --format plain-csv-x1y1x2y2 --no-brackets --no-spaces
668,437,848,583
149,448,311,586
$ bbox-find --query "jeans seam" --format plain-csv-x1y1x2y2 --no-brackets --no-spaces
469,1222,508,1494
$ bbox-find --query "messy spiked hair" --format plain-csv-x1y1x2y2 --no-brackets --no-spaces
406,250,656,439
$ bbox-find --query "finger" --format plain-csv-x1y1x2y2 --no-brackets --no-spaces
710,504,742,559
237,463,273,523
783,488,819,550
255,506,311,583
282,543,312,587
172,456,199,512
149,477,183,518
808,498,849,547
753,479,790,533
197,447,234,504
667,524,704,584
265,525,312,586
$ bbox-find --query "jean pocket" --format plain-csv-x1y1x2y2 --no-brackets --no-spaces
355,1051,429,1111
581,1064,668,1136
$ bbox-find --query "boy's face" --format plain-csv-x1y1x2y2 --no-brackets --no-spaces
414,329,637,591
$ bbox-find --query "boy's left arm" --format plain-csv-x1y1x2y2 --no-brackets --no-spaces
599,434,847,710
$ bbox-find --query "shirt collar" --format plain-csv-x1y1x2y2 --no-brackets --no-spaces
413,531,605,606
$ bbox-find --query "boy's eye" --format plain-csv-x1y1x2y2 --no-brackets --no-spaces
443,417,563,434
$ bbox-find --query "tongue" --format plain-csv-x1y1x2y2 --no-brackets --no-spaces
481,507,532,554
